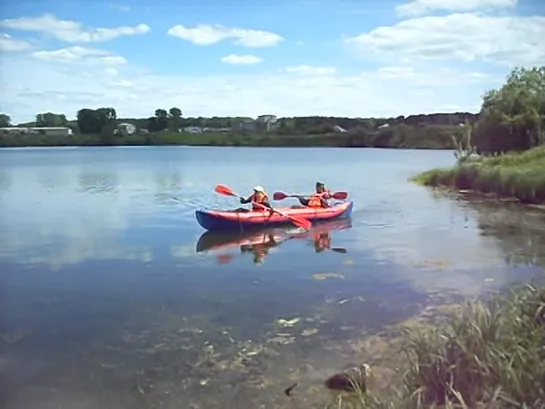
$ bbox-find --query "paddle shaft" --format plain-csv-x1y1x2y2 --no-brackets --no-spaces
273,191,348,201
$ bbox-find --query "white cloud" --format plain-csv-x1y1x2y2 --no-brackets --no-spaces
221,54,263,64
0,33,34,52
31,46,127,65
345,13,545,66
0,13,150,43
396,0,518,17
375,65,498,85
284,65,337,75
167,24,284,47
104,67,119,76
0,53,495,124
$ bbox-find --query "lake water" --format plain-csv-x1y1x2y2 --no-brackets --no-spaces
1,146,544,409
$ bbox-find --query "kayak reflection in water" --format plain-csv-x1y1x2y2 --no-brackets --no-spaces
195,218,351,264
240,233,281,264
313,231,332,253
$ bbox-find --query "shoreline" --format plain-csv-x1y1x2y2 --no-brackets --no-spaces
0,125,465,150
411,146,545,205
314,283,545,408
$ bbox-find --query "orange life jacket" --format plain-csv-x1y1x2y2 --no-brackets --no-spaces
307,189,331,208
251,191,269,211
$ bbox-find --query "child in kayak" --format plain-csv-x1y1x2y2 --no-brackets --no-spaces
239,185,272,211
298,182,331,208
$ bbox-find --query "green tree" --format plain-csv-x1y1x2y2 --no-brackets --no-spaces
77,109,99,134
473,65,545,153
0,113,11,127
100,124,117,145
147,108,169,132
77,107,116,134
168,107,182,131
36,112,68,127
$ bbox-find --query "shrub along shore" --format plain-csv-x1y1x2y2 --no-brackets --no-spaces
411,65,545,204
413,146,545,204
327,284,545,408
0,126,464,149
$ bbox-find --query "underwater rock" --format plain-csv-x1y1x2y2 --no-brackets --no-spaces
324,364,371,393
301,328,318,337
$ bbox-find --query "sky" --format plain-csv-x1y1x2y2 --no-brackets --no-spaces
0,0,544,123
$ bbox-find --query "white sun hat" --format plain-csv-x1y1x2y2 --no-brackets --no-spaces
253,185,265,192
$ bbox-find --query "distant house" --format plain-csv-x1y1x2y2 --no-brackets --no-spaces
237,114,278,132
238,121,258,132
116,123,136,136
203,127,231,134
182,126,203,134
0,126,72,137
333,125,347,133
378,123,390,129
256,114,278,131
0,127,23,135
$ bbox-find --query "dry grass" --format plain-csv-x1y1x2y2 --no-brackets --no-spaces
412,146,545,203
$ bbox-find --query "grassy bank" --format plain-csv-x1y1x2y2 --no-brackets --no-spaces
322,284,545,408
412,146,545,204
0,125,463,149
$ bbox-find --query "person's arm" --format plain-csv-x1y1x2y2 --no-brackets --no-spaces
298,196,310,206
320,197,329,207
240,195,251,204
321,190,332,199
262,198,272,208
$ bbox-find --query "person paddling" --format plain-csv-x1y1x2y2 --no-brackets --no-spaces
298,182,331,208
239,185,272,211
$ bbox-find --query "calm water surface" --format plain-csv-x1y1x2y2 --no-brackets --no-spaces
1,146,544,408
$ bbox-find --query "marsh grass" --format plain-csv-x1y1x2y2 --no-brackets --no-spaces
330,284,545,409
412,146,545,203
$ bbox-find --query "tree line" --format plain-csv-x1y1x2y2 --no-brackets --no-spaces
0,108,477,136
1,65,543,153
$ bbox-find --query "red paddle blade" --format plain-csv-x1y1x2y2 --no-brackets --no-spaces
217,254,234,264
289,216,312,231
273,192,289,200
331,192,348,200
215,184,237,197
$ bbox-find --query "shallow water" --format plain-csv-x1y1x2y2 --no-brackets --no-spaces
0,146,544,408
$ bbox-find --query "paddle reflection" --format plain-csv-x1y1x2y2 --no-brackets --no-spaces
195,218,352,264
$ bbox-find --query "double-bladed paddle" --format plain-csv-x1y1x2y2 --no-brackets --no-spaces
273,191,348,201
214,184,312,231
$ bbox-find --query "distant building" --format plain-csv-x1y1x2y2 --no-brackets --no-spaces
333,125,347,133
0,126,72,137
116,123,136,136
238,121,258,132
182,126,203,134
237,115,278,132
378,123,390,129
256,114,278,131
203,127,231,133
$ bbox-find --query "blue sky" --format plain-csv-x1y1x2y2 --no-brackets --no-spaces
0,0,544,123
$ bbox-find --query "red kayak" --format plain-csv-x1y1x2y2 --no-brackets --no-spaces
195,201,353,232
